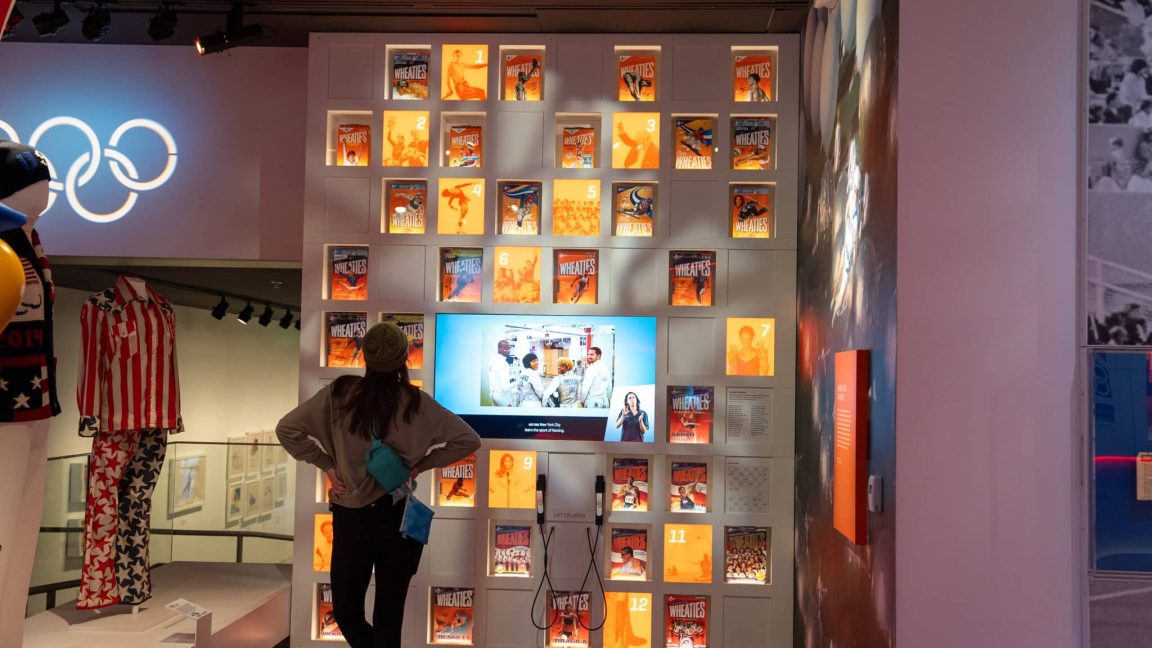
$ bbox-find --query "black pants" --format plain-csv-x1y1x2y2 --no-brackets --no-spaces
330,495,424,648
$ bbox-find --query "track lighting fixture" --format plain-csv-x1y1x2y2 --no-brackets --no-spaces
148,2,177,42
81,1,111,42
211,296,294,329
236,302,255,325
194,3,265,56
32,1,68,37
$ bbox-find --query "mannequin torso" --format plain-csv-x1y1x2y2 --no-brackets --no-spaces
0,179,59,421
0,172,55,644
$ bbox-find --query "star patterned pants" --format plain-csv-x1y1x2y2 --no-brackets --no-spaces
78,428,168,609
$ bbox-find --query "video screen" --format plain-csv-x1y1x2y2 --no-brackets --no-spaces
435,314,657,441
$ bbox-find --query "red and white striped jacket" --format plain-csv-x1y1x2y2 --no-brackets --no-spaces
77,276,182,436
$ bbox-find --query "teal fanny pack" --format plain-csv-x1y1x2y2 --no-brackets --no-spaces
365,425,410,492
364,423,434,544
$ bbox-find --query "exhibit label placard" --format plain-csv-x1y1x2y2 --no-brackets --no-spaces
1138,453,1152,502
833,349,869,544
725,387,772,442
725,456,771,514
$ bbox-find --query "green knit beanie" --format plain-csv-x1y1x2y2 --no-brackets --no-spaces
363,322,409,372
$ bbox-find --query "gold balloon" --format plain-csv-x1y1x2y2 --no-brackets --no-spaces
0,240,25,332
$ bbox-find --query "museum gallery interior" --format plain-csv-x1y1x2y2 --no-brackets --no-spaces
0,0,1107,646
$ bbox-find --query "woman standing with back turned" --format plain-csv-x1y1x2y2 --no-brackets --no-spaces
277,322,481,648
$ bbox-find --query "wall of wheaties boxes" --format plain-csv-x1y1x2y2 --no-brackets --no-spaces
296,33,798,648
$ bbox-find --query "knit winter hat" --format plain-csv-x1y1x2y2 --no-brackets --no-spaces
363,322,409,372
0,141,51,201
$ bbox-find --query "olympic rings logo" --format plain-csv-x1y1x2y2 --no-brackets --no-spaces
0,117,177,224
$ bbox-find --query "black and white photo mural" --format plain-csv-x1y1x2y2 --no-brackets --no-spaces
1088,1,1152,347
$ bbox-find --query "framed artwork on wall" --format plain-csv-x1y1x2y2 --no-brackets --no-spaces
725,317,776,377
314,514,334,572
227,435,246,483
260,476,275,516
663,523,713,584
245,431,262,479
275,469,288,506
225,481,243,527
64,517,84,570
67,460,88,513
169,453,207,516
261,429,277,474
242,479,260,524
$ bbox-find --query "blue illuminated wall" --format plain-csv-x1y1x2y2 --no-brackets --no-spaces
0,43,306,261
1093,351,1152,572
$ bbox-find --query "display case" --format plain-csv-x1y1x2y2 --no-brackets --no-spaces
553,249,599,305
441,112,487,168
326,110,373,167
386,45,432,101
383,178,429,233
496,180,542,235
729,183,775,239
614,46,661,103
500,46,545,102
673,114,718,171
556,114,601,169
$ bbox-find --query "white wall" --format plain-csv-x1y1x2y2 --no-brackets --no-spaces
897,1,1081,647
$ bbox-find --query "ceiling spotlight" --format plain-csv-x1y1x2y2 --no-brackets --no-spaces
148,3,177,42
257,305,274,327
194,3,265,56
278,310,294,329
33,1,69,37
236,302,255,325
194,22,262,55
2,6,24,39
210,296,229,320
81,2,111,42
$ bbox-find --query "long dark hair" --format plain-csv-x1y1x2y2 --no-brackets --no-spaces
332,366,421,441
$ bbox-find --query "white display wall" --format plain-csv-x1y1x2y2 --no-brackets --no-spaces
296,32,798,648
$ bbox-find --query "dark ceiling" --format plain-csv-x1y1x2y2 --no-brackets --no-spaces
3,0,808,47
51,259,302,314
